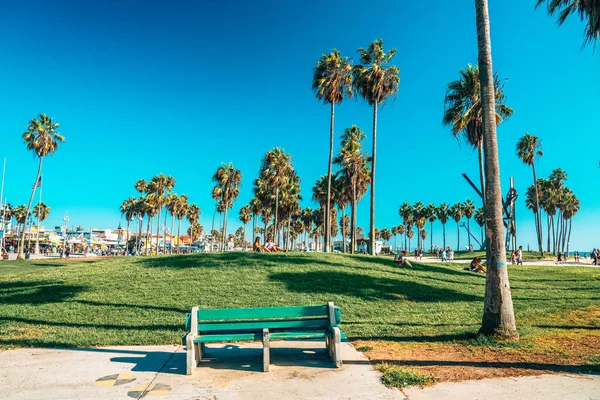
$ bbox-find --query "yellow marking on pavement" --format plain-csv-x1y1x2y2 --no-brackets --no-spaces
95,373,137,387
127,383,172,398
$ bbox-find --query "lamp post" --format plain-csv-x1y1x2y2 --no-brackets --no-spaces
61,211,69,258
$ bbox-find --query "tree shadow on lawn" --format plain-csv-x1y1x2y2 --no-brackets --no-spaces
0,280,86,305
345,358,598,375
69,299,187,314
138,252,350,269
0,315,181,333
269,270,482,303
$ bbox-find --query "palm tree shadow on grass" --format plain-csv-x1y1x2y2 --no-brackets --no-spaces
0,280,86,305
269,270,482,303
137,252,347,269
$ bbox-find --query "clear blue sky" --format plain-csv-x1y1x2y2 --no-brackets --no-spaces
1,0,598,250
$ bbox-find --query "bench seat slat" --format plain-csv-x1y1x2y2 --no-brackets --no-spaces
193,330,331,343
197,305,328,321
199,319,329,332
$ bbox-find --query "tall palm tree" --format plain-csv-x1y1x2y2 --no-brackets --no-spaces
353,39,400,255
334,125,371,254
185,202,201,248
332,174,350,252
174,194,189,253
301,207,313,250
436,203,450,249
425,203,437,251
312,49,353,253
144,194,159,255
120,197,137,254
406,225,414,251
32,202,50,254
165,193,179,254
188,223,203,244
397,224,406,250
212,163,242,250
18,114,65,259
561,189,580,254
442,65,513,207
256,148,294,246
516,133,544,256
249,197,262,244
463,199,476,249
475,0,517,338
239,205,252,245
412,202,426,250
536,0,600,46
391,225,399,251
450,203,464,250
148,174,175,254
399,202,413,250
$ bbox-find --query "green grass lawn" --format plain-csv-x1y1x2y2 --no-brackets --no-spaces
0,252,598,350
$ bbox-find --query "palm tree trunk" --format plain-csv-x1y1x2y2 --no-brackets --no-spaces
467,218,471,249
442,223,446,248
547,213,551,253
552,214,557,254
352,184,357,254
126,220,130,255
287,216,291,250
211,205,216,252
531,164,543,256
475,0,517,338
325,102,334,253
457,222,460,251
18,157,43,259
155,205,162,255
177,219,181,254
341,207,346,253
163,209,168,254
566,218,572,255
274,188,279,246
369,102,378,255
223,206,229,251
169,214,175,254
429,221,433,252
146,217,152,255
478,143,486,206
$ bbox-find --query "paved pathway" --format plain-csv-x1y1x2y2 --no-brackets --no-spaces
404,374,600,400
1,342,599,399
0,342,402,399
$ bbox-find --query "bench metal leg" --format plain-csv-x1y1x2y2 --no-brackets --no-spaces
330,327,342,368
262,328,270,372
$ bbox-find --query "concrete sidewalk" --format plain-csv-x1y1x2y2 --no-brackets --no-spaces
0,342,402,399
404,373,600,400
1,342,598,399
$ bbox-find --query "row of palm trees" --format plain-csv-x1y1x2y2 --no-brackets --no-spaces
1,202,51,250
120,174,201,255
394,200,481,252
313,39,399,255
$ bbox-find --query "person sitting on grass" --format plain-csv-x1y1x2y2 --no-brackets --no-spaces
253,237,263,252
265,241,285,252
468,257,486,273
394,250,413,267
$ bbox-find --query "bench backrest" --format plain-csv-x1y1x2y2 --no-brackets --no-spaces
186,303,341,335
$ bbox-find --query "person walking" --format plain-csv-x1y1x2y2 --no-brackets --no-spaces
516,246,523,266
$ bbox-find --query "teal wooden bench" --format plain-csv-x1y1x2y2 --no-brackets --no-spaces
184,302,342,375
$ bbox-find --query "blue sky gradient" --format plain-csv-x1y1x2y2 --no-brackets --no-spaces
1,0,598,249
